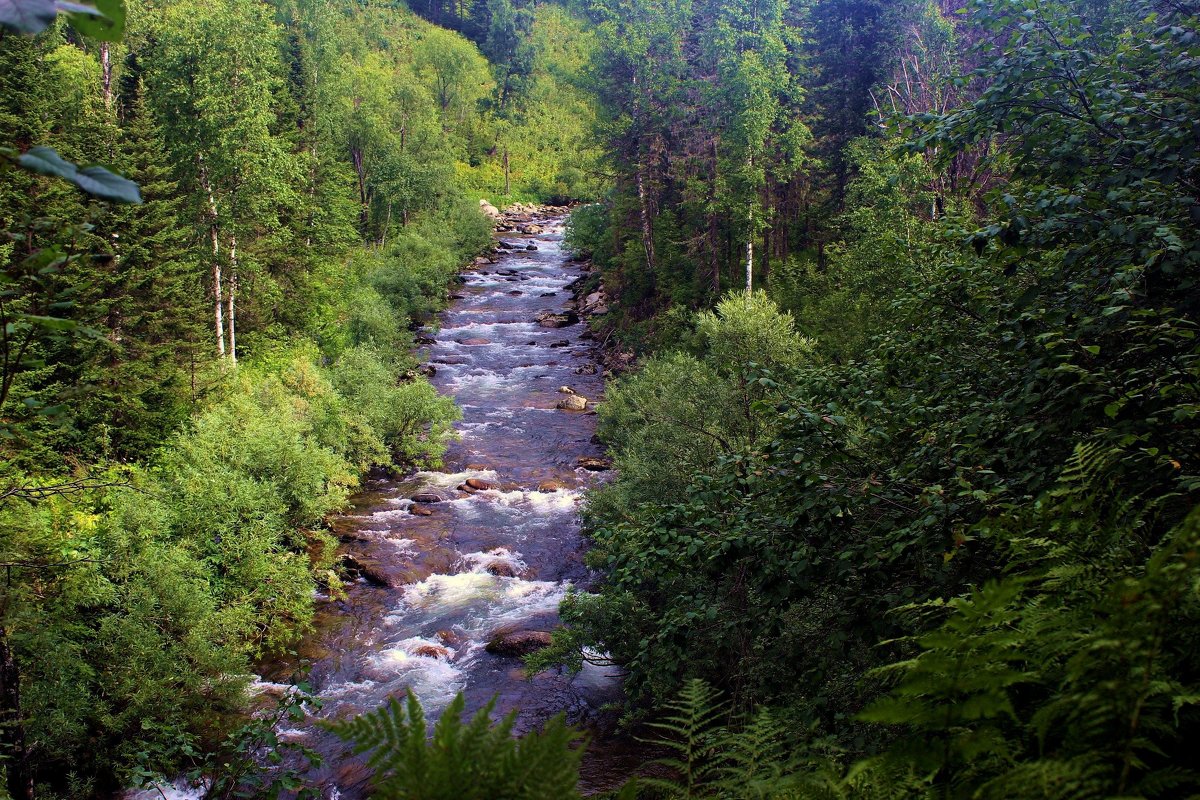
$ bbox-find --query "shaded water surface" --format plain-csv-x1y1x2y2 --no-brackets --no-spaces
260,215,636,796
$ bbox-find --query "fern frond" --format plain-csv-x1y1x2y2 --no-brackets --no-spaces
324,690,585,799
641,679,730,798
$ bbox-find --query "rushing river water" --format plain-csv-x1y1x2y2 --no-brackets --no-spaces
251,214,634,796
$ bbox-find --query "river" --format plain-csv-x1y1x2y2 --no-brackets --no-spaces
255,212,635,796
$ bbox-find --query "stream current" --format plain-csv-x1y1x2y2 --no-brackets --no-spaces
258,214,630,796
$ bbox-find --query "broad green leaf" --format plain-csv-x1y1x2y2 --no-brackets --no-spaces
17,146,79,180
63,0,123,40
74,165,141,203
17,146,141,203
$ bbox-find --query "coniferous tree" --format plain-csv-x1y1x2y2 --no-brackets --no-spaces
71,87,206,458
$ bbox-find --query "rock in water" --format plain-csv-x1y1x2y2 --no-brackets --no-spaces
576,456,612,471
537,480,565,492
411,492,444,503
485,630,553,657
411,644,450,659
341,555,391,586
465,478,493,490
485,561,517,577
410,504,435,516
556,394,587,411
537,312,578,329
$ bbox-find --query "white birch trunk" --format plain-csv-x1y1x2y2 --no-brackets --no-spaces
227,233,238,366
198,158,227,358
746,206,754,294
746,153,754,293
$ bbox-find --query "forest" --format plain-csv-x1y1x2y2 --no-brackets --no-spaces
0,0,1198,797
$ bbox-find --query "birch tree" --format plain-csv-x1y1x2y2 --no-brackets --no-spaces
145,0,300,364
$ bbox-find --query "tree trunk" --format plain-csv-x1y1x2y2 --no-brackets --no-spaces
198,159,226,358
227,233,238,366
0,628,32,800
746,154,754,293
745,205,754,293
503,147,510,195
352,146,368,230
635,156,656,273
100,42,112,110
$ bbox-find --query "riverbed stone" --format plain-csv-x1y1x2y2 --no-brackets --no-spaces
485,561,518,577
537,312,577,328
409,504,435,516
577,456,612,471
556,394,587,411
466,478,494,490
341,555,391,586
411,492,444,503
411,644,451,659
485,630,553,657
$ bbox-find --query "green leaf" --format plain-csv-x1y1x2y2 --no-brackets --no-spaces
17,146,141,203
74,165,141,203
17,145,79,180
63,0,123,40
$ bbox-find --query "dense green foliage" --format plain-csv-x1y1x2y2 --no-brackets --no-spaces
541,0,1200,796
3,0,1200,795
0,0,601,796
327,691,585,800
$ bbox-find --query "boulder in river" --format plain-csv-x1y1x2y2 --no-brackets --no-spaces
465,478,494,490
549,339,570,348
577,456,613,471
485,630,553,657
536,312,578,328
341,554,391,587
537,479,565,492
411,644,451,659
556,394,587,411
460,337,491,345
526,243,538,251
485,561,518,577
410,504,435,516
411,492,445,504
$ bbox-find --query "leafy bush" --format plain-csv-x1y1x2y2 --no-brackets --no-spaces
564,202,611,260
330,346,460,468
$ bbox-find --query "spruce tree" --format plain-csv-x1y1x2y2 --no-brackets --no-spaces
72,87,207,458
